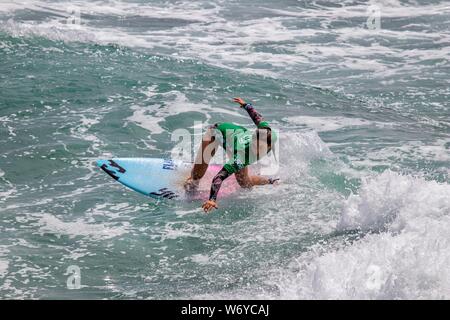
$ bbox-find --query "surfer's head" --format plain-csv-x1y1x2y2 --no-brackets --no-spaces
252,127,274,159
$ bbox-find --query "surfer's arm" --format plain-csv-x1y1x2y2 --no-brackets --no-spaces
233,97,270,128
235,167,279,187
242,103,267,128
202,167,232,213
209,167,232,201
248,176,279,186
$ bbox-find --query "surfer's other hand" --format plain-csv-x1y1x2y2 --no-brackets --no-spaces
202,200,218,213
233,97,246,107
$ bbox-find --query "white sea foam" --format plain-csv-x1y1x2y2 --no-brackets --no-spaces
350,139,450,168
68,112,106,158
338,171,450,231
0,184,18,204
285,115,393,132
70,114,100,142
0,260,9,278
273,171,450,299
0,115,17,138
159,221,206,241
0,247,9,278
268,1,450,19
244,129,334,179
2,0,448,81
0,0,220,21
126,90,244,136
190,254,210,265
280,130,333,162
36,213,129,240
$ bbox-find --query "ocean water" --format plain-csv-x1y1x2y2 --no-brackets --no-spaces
0,0,449,299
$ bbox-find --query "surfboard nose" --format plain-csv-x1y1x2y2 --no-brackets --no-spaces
96,159,110,167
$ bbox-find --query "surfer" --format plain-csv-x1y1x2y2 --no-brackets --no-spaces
185,97,279,213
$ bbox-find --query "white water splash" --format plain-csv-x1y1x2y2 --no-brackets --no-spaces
274,171,450,299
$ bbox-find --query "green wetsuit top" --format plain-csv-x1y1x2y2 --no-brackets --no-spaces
215,120,270,174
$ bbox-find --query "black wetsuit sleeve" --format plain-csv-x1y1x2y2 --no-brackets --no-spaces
209,167,232,201
243,103,268,128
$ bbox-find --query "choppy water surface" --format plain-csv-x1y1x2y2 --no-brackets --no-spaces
0,0,449,299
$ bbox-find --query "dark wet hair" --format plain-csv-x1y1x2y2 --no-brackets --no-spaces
255,128,272,150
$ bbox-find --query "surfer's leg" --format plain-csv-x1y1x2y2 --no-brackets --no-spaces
235,167,252,188
235,167,273,187
190,124,219,180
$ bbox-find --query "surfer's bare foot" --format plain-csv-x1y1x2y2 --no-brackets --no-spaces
184,177,199,193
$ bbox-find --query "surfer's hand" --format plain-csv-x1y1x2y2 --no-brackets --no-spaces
202,200,218,213
233,97,246,107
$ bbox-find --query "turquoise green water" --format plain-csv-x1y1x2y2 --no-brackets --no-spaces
0,0,449,299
